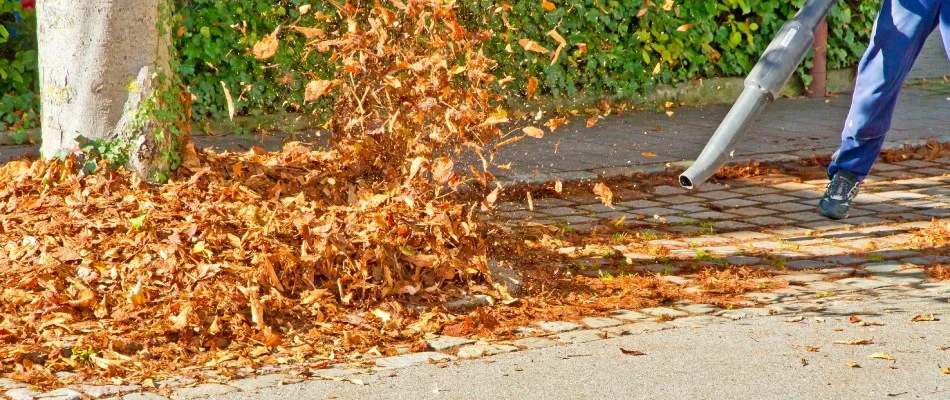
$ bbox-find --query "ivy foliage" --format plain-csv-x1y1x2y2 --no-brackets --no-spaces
4,0,881,125
174,0,880,120
0,0,38,137
462,0,878,99
173,0,339,125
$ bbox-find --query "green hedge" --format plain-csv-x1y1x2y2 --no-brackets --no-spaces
2,0,881,132
0,1,38,137
467,0,879,98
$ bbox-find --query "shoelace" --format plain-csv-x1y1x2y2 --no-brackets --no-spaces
826,176,859,201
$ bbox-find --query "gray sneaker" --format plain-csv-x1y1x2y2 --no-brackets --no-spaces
818,170,860,220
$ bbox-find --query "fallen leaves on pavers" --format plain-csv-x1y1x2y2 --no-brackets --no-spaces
942,367,950,375
912,219,950,248
834,338,874,345
924,262,950,280
620,348,646,356
868,353,896,361
848,316,885,326
696,268,787,296
880,138,950,163
911,315,939,322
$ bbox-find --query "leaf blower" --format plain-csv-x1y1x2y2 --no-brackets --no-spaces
679,0,838,189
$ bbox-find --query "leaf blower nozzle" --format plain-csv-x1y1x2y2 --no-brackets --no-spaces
679,0,838,189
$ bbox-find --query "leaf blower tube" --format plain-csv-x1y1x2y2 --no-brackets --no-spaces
679,0,838,189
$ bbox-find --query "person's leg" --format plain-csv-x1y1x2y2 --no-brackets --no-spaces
827,0,941,181
940,0,950,58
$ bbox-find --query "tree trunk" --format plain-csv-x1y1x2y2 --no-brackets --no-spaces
37,0,184,180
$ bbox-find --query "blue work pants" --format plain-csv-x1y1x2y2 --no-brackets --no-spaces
829,0,950,180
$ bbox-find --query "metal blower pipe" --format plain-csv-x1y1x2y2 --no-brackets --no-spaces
679,0,839,189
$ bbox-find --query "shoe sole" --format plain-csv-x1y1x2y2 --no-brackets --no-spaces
817,207,848,220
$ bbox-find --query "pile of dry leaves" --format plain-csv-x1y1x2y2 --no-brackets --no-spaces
0,0,519,384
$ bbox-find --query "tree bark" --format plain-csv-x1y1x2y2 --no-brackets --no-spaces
37,0,182,180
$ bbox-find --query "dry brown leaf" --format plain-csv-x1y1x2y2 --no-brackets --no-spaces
304,80,335,103
522,126,545,139
868,352,895,361
677,24,693,32
518,38,550,54
586,116,599,128
847,362,861,368
942,367,950,374
547,30,567,64
249,295,264,329
849,315,861,324
479,115,509,127
481,185,501,212
541,0,556,11
620,348,646,356
593,182,614,208
169,303,192,331
642,152,657,157
128,280,148,306
220,81,236,120
372,309,391,322
544,117,567,132
252,29,280,60
293,26,324,39
911,314,937,322
637,8,648,17
834,338,874,345
299,4,312,14
527,77,539,100
431,158,455,184
804,346,820,352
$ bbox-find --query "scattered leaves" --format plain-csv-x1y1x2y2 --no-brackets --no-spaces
911,314,937,322
834,338,874,345
868,352,895,361
620,349,646,356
